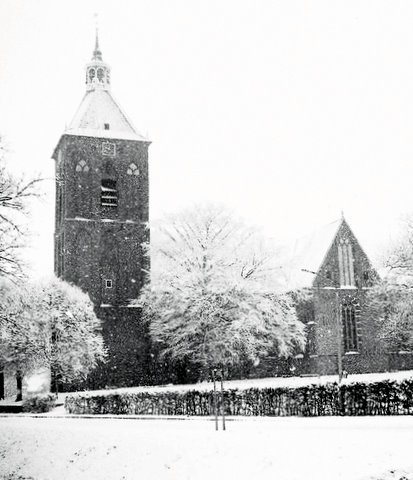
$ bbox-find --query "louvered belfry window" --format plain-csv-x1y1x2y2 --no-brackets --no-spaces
101,179,117,207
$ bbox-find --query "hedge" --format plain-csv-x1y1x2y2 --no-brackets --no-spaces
23,393,56,413
65,378,413,416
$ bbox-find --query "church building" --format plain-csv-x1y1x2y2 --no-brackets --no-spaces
286,217,385,375
52,33,151,387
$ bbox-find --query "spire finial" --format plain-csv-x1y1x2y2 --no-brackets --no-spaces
341,210,345,221
92,13,102,61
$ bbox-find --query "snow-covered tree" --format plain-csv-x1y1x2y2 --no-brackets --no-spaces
365,275,413,353
0,135,42,279
382,216,413,276
363,216,413,353
0,277,106,385
141,204,305,377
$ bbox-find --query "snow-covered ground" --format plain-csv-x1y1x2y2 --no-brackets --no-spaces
0,416,412,480
65,369,413,399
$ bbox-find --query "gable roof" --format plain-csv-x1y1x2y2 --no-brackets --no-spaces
281,219,340,290
64,89,147,142
281,217,374,291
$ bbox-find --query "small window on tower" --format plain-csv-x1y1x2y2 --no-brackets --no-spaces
102,142,116,156
363,271,369,282
104,123,110,130
101,179,118,207
105,279,113,289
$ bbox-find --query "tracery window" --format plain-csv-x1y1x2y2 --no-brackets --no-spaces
127,163,139,176
342,302,358,352
338,238,355,286
75,160,89,173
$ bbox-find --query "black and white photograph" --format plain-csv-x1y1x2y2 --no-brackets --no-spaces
1,1,413,479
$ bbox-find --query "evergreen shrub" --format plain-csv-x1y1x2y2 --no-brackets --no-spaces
22,393,56,413
65,378,413,416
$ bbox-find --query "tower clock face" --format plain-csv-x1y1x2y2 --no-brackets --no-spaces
102,142,116,156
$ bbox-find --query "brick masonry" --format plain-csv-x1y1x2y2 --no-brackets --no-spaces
53,134,151,388
305,220,388,375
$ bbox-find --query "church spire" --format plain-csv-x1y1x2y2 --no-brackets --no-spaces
92,27,103,61
85,25,111,91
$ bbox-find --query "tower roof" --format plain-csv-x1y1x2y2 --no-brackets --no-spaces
55,30,148,145
65,89,147,142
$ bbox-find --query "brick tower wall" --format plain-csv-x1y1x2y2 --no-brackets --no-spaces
53,134,151,388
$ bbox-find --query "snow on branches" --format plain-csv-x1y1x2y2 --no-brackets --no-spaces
140,204,305,372
0,276,107,383
0,135,43,279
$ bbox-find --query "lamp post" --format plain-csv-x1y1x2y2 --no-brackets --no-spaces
335,289,343,383
220,369,226,431
212,368,218,431
301,269,343,383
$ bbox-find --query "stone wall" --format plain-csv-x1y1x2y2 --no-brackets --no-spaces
86,306,152,389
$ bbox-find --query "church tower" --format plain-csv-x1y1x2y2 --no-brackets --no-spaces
52,32,151,387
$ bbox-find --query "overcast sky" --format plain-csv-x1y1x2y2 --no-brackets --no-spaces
1,0,412,277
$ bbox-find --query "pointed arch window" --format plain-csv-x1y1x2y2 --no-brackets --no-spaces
127,163,140,176
342,302,358,352
338,238,355,287
75,160,89,173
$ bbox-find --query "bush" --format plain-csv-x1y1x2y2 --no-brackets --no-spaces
22,393,56,413
65,378,413,416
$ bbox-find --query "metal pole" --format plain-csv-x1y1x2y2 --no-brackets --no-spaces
220,369,226,431
212,369,218,431
336,289,343,383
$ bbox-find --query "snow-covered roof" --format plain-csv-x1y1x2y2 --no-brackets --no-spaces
65,89,147,142
281,219,342,291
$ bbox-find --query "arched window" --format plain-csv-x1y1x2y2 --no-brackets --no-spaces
337,238,355,286
342,302,358,352
75,160,89,173
127,163,139,176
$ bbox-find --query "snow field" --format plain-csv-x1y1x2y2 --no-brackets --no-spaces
0,416,413,480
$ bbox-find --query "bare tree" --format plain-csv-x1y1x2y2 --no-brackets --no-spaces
0,136,43,279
